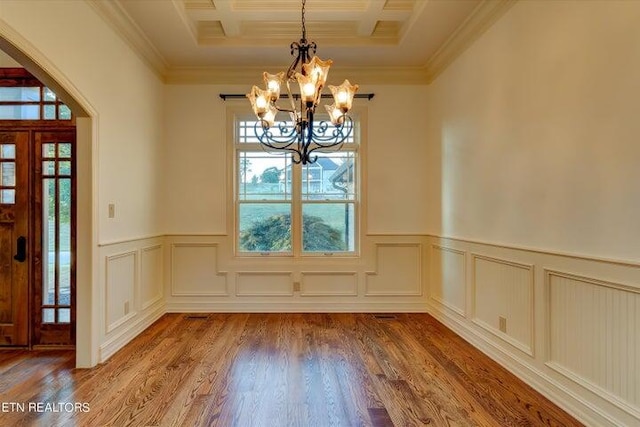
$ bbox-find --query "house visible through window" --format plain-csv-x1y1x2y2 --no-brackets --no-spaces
235,116,358,255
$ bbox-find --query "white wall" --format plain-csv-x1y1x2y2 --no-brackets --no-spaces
0,0,165,365
162,83,432,311
426,0,640,262
163,84,432,234
425,1,640,426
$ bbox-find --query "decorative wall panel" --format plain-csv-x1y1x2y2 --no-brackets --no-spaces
140,244,163,309
236,272,293,296
430,245,466,316
171,243,227,296
105,251,137,333
365,243,422,296
547,270,640,417
300,272,358,296
473,254,534,355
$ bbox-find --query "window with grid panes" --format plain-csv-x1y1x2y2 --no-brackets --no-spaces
235,115,358,255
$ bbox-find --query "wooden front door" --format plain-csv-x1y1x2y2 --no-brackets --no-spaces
0,131,29,346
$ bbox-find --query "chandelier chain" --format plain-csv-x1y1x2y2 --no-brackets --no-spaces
301,0,307,41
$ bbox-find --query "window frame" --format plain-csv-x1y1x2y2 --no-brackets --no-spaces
229,106,364,258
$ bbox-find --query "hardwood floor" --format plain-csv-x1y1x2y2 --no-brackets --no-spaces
0,313,582,426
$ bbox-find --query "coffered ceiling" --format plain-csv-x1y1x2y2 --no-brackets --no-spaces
90,0,514,83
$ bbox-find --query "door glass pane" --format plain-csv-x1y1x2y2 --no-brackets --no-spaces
42,309,55,324
42,143,56,158
302,203,355,252
43,179,56,305
58,143,71,158
0,162,15,186
0,144,15,159
0,105,39,120
58,309,70,324
43,161,55,175
238,203,291,252
58,161,71,176
0,189,15,204
59,179,71,303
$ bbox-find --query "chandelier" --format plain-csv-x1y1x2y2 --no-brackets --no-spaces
246,0,359,165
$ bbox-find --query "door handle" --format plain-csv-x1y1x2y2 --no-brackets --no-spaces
14,236,26,262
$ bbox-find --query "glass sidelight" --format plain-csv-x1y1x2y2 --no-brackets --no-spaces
41,141,72,325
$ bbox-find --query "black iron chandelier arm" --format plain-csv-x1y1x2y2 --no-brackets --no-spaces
255,121,298,148
306,116,354,146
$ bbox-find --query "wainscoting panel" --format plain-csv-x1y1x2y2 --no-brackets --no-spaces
140,245,163,310
300,272,358,296
105,251,137,333
427,235,640,427
546,270,640,418
171,243,228,296
365,243,422,296
236,272,293,296
472,254,534,355
430,245,466,316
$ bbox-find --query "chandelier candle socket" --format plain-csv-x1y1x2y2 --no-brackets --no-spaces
246,0,359,165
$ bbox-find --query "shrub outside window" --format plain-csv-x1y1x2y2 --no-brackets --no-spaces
235,116,358,256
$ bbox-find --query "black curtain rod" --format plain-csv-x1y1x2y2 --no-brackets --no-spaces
219,93,374,101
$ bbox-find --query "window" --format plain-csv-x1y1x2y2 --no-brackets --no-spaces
0,69,72,121
234,115,359,256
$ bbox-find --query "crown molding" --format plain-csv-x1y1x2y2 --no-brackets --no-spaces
86,0,168,80
86,0,514,87
423,0,517,84
164,65,429,85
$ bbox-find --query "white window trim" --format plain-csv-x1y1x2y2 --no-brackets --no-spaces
226,104,367,258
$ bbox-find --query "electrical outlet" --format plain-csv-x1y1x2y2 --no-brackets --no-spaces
108,203,115,218
293,282,301,292
499,316,507,333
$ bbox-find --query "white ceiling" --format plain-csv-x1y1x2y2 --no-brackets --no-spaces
92,0,514,83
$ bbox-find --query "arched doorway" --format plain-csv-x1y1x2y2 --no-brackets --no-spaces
0,30,96,367
0,67,76,347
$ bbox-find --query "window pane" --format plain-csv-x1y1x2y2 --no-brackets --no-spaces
237,152,291,200
59,105,72,120
238,203,291,252
1,144,15,159
0,87,40,102
0,104,39,120
0,162,15,186
43,87,56,101
302,203,355,252
302,152,356,200
43,104,56,120
237,120,297,144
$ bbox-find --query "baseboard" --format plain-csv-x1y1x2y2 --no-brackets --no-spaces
426,302,623,427
99,301,165,363
165,301,428,313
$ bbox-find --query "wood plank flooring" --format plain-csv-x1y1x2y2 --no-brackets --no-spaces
0,313,582,426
